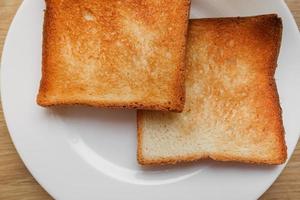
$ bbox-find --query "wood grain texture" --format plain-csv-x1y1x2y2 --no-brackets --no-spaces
0,0,299,199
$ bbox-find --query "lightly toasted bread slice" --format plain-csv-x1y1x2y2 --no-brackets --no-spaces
37,0,190,112
138,14,287,165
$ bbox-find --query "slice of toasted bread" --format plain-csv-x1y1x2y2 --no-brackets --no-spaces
138,14,287,165
37,0,190,112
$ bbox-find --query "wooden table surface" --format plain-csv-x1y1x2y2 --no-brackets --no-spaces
0,0,299,199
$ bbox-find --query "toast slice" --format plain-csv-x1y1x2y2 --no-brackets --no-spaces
37,0,190,112
138,15,287,165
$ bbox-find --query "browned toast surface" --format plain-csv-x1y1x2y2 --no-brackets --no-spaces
37,0,190,112
138,15,287,165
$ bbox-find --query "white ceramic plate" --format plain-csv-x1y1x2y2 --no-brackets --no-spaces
1,0,300,199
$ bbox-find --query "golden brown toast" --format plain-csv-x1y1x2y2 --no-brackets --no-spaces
138,15,287,165
37,0,190,112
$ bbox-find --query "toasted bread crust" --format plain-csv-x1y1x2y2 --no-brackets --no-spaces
137,111,144,163
138,14,287,165
37,0,191,112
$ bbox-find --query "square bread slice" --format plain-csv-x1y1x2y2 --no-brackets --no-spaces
138,14,287,165
37,0,190,112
